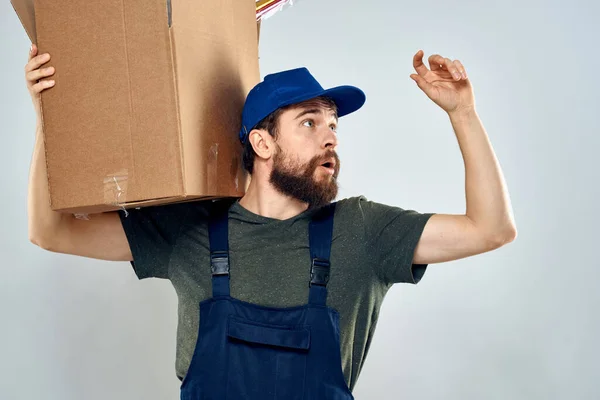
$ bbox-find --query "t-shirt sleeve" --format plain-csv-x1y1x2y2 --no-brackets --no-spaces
359,197,435,285
118,201,193,280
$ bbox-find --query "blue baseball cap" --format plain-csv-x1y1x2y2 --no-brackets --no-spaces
239,67,366,144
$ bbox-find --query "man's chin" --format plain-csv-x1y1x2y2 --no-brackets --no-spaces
314,168,338,181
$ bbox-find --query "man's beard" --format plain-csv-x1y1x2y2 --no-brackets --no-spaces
269,146,340,209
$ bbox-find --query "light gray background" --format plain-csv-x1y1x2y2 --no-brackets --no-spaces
1,0,598,399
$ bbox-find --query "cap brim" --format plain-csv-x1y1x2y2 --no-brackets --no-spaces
321,85,366,118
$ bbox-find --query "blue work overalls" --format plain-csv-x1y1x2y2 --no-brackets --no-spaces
180,201,354,399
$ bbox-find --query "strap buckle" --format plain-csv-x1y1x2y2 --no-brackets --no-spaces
211,251,230,276
310,258,330,287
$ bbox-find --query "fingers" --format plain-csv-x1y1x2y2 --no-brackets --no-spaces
25,52,51,73
413,50,430,77
454,60,467,79
26,65,55,82
25,44,55,93
26,64,55,93
427,54,447,72
29,43,37,60
30,80,56,94
427,53,468,80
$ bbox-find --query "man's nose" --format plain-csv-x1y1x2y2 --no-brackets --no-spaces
323,129,338,149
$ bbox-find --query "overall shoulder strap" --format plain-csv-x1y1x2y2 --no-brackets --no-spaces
308,202,336,306
208,200,232,297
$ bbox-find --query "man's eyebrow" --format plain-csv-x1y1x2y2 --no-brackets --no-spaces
294,109,339,122
293,109,321,120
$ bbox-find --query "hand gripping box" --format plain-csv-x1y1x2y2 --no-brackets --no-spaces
12,0,261,214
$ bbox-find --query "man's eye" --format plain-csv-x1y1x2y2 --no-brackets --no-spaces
330,125,338,132
303,120,314,127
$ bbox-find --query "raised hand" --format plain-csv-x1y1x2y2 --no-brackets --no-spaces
410,50,475,115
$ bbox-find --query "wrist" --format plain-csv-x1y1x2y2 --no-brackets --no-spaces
448,106,477,121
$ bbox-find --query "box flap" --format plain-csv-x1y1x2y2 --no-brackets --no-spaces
11,0,36,43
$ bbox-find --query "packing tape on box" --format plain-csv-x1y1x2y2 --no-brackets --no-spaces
104,170,129,217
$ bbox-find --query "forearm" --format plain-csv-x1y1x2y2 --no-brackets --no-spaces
27,119,69,245
448,108,516,242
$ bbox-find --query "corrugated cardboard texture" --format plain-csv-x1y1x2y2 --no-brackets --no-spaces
13,0,260,213
36,0,184,211
173,0,258,198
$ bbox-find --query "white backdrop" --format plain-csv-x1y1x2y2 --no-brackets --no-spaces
1,0,598,399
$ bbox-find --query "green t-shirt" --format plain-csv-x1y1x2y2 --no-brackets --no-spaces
118,196,434,391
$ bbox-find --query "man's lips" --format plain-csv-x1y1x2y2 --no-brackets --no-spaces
319,165,335,175
320,157,336,169
319,158,337,176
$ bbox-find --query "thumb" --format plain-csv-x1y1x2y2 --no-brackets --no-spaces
29,43,37,60
410,74,435,96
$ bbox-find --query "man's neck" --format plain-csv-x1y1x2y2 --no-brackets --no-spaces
238,176,308,220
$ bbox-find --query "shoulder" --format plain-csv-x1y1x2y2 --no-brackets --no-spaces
330,196,371,231
333,195,385,219
333,195,430,230
333,195,368,212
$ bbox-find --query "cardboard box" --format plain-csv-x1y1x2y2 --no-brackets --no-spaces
12,0,261,214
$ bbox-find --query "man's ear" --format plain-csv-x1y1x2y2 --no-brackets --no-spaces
248,129,275,161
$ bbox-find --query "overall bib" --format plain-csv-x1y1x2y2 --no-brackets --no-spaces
180,202,354,399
